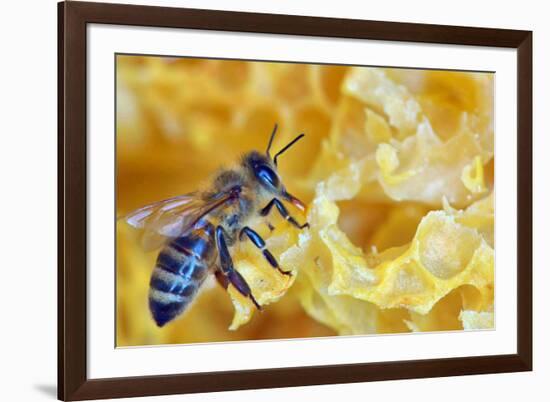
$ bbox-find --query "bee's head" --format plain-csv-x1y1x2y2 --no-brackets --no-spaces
242,124,306,211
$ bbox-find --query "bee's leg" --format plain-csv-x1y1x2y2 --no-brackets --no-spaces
260,198,309,229
239,226,292,276
214,268,229,289
215,226,262,310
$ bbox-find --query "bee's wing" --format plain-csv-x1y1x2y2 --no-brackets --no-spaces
122,193,198,231
120,192,227,251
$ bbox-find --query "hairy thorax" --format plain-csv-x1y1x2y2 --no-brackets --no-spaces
204,169,260,244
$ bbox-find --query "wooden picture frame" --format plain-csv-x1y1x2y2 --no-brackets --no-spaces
58,1,532,400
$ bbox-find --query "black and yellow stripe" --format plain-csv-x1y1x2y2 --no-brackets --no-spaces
148,224,215,327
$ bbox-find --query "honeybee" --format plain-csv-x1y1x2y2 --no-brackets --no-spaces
122,124,309,327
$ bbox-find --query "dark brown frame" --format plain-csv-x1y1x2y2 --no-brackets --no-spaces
58,1,532,400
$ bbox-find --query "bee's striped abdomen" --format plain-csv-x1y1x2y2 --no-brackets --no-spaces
149,224,215,327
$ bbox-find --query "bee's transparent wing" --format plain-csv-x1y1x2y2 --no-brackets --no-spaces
123,193,197,231
120,192,217,251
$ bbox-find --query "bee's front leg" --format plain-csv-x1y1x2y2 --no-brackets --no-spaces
260,198,309,229
215,226,262,310
239,226,292,277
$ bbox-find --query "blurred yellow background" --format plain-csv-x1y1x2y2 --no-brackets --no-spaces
116,55,494,347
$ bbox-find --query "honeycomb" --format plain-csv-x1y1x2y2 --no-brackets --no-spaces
116,55,494,346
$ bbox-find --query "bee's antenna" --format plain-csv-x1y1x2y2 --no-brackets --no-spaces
273,133,305,166
266,123,278,157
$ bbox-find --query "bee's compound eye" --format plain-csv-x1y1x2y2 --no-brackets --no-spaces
255,164,280,188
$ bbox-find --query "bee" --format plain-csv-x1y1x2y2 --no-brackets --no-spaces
122,124,309,327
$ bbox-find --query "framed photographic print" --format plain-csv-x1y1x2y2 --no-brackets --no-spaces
58,1,532,400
